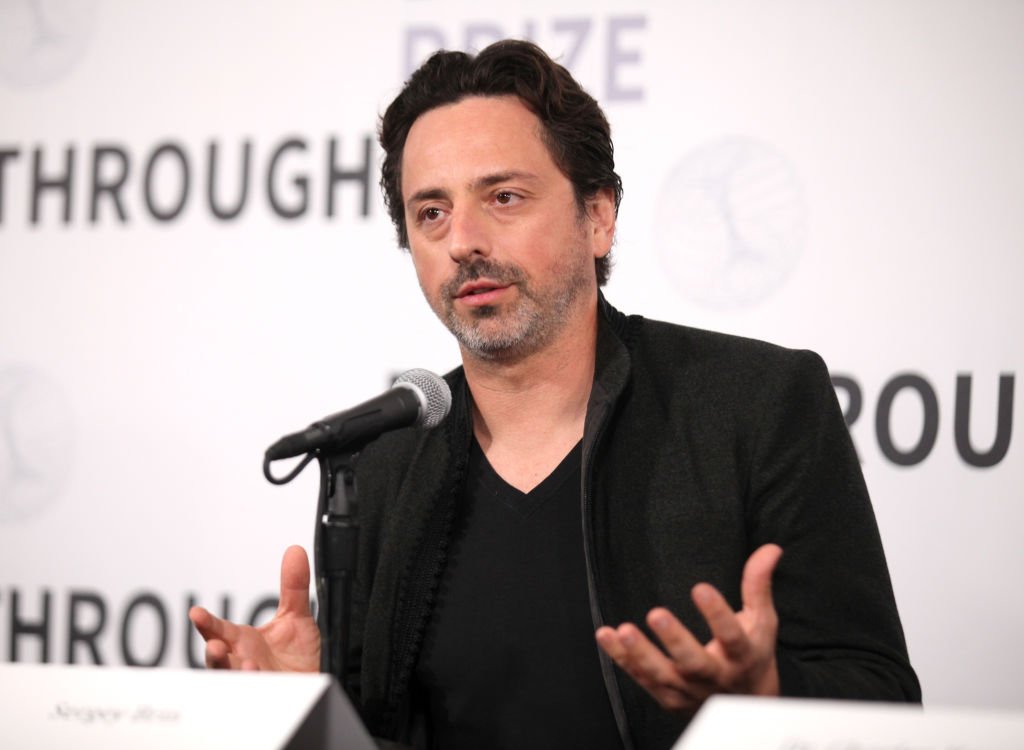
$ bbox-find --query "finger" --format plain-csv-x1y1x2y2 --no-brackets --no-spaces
597,625,704,713
692,583,750,661
595,625,625,661
188,605,209,630
741,544,783,613
646,608,717,681
596,623,687,692
189,605,241,644
648,684,702,714
204,638,237,670
277,545,312,618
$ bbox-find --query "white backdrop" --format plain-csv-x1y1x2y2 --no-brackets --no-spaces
1,0,1021,711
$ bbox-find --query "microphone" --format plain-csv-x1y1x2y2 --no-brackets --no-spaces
265,369,452,461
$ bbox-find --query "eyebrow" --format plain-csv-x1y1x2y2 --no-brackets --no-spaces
407,187,449,205
473,170,538,190
407,171,540,205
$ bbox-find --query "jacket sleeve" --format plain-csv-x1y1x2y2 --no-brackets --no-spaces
745,349,921,702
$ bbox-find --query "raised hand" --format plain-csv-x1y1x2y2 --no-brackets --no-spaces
189,545,321,672
595,543,782,714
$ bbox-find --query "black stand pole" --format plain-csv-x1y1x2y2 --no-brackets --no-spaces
314,449,360,693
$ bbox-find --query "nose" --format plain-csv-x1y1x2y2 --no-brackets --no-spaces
447,204,491,264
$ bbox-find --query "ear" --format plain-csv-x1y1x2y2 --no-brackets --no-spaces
585,188,617,258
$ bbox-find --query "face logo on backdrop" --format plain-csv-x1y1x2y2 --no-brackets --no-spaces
654,136,805,309
0,367,73,522
0,0,99,88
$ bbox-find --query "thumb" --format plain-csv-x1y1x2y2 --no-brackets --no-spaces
277,545,312,618
741,543,783,612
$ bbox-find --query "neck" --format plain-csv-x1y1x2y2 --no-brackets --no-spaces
459,297,599,491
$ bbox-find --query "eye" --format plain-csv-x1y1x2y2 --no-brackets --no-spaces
494,191,521,206
419,206,444,223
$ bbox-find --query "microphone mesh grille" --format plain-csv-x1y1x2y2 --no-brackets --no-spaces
395,368,452,429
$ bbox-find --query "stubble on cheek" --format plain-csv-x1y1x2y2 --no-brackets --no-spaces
416,235,593,360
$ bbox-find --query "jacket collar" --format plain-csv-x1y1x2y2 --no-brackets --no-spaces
593,293,637,410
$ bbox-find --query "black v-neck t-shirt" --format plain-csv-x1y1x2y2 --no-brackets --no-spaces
414,440,622,749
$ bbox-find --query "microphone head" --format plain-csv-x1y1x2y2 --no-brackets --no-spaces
395,369,452,429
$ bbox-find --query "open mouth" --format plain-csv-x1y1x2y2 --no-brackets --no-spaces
456,280,507,298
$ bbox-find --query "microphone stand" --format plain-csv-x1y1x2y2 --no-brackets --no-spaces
267,446,410,749
314,447,360,694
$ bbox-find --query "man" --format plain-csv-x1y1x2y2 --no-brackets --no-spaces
190,40,920,749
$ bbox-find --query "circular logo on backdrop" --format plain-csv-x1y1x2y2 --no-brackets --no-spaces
0,0,99,88
0,367,74,522
654,136,805,309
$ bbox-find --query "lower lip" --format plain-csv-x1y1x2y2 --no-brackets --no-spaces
457,286,510,306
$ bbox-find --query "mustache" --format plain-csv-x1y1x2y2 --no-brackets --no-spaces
441,259,527,297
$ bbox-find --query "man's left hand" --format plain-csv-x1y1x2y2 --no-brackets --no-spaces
595,543,783,715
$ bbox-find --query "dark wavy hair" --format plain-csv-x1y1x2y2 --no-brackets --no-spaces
378,39,622,286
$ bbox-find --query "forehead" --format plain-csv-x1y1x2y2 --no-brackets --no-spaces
400,95,560,197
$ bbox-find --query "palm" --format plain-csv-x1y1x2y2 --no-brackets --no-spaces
242,611,321,672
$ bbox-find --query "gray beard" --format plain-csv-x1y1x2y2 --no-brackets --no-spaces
435,254,591,362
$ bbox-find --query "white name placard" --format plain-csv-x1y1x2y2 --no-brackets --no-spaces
0,662,376,750
675,695,1024,750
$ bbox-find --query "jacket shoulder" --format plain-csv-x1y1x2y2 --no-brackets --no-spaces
631,317,831,395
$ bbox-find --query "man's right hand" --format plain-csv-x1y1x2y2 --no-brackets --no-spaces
188,545,321,672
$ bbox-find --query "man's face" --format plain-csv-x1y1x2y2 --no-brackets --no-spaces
400,95,613,362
